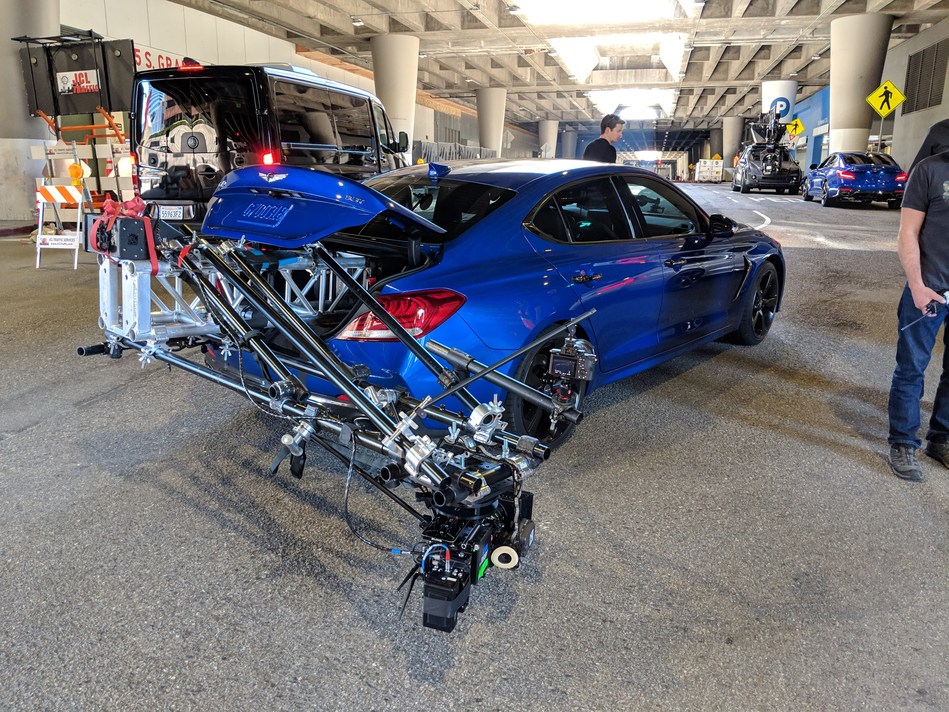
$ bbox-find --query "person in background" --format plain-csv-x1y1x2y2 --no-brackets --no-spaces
582,114,625,163
887,121,949,481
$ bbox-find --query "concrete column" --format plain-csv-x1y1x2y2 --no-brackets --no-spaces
829,13,893,153
538,120,558,158
761,80,798,123
370,34,420,148
476,88,507,157
561,130,578,159
723,116,744,160
0,0,59,220
709,128,724,159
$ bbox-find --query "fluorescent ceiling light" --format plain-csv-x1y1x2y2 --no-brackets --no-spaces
351,17,365,27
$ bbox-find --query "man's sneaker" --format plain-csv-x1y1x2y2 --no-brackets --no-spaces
924,441,949,469
889,445,923,481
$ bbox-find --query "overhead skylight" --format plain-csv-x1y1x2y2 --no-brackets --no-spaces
507,0,688,25
588,88,677,120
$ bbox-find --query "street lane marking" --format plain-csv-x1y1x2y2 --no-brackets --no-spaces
752,210,771,230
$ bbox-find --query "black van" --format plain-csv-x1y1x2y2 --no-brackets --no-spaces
132,63,408,223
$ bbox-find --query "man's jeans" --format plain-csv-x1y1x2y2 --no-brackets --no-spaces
888,284,949,448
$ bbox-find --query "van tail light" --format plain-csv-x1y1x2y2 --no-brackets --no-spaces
129,152,139,195
896,172,907,182
836,169,855,180
261,151,278,166
337,289,466,341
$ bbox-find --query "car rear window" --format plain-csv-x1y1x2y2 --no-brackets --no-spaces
361,175,515,242
842,153,898,166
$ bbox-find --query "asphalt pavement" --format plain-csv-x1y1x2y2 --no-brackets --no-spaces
1,186,946,710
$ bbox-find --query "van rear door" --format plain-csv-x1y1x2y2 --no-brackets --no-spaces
134,71,266,222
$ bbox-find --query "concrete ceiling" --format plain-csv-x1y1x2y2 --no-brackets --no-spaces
169,0,949,145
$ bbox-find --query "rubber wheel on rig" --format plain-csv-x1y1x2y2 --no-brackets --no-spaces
729,262,779,345
505,332,587,449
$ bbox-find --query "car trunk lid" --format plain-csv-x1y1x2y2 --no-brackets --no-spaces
201,165,445,247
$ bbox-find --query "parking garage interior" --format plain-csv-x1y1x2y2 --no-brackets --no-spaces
1,1,948,709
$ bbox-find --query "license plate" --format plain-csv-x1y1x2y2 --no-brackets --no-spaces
158,205,184,221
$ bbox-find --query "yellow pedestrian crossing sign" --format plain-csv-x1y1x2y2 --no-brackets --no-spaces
867,80,905,118
786,118,805,136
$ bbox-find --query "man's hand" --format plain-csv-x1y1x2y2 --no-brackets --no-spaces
909,284,947,315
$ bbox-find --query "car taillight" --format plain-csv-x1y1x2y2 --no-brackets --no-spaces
836,169,855,180
896,172,907,182
337,289,466,341
261,151,278,166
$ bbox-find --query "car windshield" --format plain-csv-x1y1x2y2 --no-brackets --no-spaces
361,175,516,242
842,153,898,166
749,146,793,161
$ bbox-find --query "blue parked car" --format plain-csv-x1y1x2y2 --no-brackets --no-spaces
802,151,906,208
205,160,785,445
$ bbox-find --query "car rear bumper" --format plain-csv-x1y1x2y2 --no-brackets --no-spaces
830,187,904,201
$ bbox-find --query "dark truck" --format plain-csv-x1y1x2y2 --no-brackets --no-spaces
731,112,802,194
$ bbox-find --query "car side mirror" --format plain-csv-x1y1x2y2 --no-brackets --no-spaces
708,213,734,238
397,131,409,153
809,163,817,170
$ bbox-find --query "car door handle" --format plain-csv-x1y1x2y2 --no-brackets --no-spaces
572,273,601,284
664,258,687,267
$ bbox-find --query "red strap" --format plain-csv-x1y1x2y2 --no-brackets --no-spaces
177,244,193,268
142,216,158,276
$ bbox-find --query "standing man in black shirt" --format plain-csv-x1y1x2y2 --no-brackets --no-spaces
887,128,949,481
582,114,626,163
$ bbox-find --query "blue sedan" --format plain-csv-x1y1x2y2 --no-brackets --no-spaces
802,151,906,208
205,160,785,445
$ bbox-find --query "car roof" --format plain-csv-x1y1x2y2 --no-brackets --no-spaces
376,159,666,192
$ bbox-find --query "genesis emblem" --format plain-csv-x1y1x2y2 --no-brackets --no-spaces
260,172,288,183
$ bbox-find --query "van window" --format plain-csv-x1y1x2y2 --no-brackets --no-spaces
135,76,263,201
273,80,378,176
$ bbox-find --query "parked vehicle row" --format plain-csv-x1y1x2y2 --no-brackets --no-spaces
730,144,907,210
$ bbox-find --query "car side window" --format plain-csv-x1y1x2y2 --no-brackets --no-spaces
541,178,632,243
817,155,836,170
618,177,699,238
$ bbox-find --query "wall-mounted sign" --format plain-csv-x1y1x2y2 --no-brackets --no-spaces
56,70,100,95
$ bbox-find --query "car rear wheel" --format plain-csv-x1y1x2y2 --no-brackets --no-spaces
729,262,779,346
820,185,835,207
505,331,586,448
888,198,902,210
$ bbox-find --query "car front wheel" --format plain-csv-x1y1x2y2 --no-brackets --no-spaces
505,331,586,448
730,262,779,345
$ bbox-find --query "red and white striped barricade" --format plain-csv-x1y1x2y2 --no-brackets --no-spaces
35,184,86,269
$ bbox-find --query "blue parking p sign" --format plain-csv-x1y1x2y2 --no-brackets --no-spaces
770,97,791,119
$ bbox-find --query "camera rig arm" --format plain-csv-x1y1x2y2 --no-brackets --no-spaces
79,215,596,632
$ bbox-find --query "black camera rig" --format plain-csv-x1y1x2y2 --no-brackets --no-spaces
79,193,596,631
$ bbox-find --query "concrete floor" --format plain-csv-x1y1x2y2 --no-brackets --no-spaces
1,187,947,710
